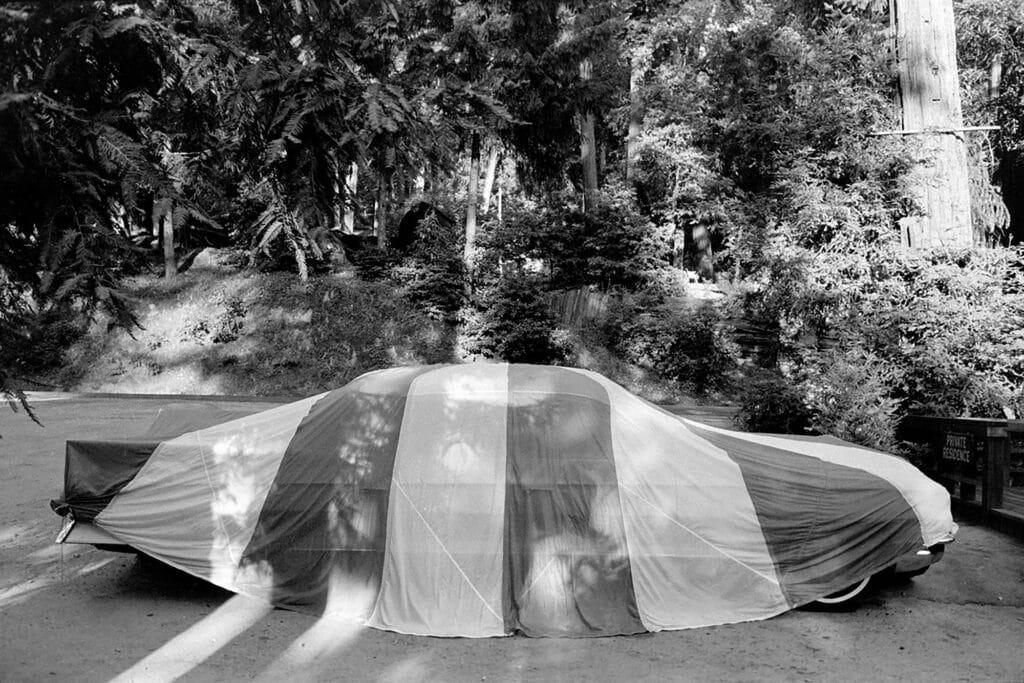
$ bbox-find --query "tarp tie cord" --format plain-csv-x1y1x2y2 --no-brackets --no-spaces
618,482,782,586
392,478,503,623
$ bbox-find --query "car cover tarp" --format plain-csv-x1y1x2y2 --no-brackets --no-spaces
52,364,957,637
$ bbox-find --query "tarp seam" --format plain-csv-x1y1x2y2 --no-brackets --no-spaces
392,478,503,623
617,481,782,586
519,556,556,599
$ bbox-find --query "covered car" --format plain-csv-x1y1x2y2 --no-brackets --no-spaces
51,363,956,637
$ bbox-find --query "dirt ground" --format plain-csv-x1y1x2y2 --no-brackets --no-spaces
2,395,1024,683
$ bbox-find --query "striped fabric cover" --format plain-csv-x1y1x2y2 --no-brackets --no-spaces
61,364,957,637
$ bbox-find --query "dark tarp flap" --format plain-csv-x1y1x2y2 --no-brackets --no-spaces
238,367,434,611
52,403,274,522
686,423,922,605
52,439,162,522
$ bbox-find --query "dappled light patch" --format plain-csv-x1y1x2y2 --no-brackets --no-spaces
256,611,365,681
0,556,119,609
110,594,273,683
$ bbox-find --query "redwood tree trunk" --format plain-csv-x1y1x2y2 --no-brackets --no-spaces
893,0,972,247
578,58,599,212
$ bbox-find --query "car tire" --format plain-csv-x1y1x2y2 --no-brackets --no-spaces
813,576,872,606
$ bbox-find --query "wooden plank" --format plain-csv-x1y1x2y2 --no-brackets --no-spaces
870,125,1000,136
1002,487,1024,515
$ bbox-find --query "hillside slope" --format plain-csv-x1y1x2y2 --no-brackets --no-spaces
50,251,457,396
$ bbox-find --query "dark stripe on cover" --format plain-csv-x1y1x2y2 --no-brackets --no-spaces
238,366,436,612
686,423,922,605
52,439,162,522
503,365,644,636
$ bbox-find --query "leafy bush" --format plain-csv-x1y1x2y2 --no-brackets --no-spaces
800,350,900,452
351,245,395,282
655,305,736,393
735,370,813,435
466,274,563,364
477,187,670,292
731,244,1024,446
389,209,466,322
593,296,735,395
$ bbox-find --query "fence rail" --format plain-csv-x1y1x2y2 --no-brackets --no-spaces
900,415,1024,539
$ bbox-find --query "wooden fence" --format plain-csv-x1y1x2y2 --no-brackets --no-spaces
900,416,1024,538
551,287,612,326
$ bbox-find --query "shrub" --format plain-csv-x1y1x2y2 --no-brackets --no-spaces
800,350,900,452
389,210,466,322
467,274,563,364
351,245,395,282
655,305,736,393
476,187,671,293
601,298,735,395
734,370,813,434
731,242,1024,439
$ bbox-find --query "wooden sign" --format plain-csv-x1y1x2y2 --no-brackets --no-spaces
941,432,974,464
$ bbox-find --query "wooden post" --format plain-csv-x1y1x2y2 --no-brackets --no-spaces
892,0,973,248
984,426,1007,511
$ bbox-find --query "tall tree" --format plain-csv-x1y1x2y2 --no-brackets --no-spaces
892,0,973,247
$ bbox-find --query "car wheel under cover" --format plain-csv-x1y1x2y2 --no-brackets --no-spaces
813,576,872,605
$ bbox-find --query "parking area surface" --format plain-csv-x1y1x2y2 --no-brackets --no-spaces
2,396,1023,682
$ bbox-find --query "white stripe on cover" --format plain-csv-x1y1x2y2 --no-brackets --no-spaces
369,364,509,637
578,369,790,630
95,394,328,589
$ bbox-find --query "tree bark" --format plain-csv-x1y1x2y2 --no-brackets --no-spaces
374,166,388,249
989,52,1003,100
160,198,175,278
464,132,481,263
343,162,358,234
691,223,714,282
893,0,972,248
578,58,599,212
481,144,499,214
626,56,643,183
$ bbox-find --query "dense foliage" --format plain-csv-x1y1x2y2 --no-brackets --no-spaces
3,0,1023,451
